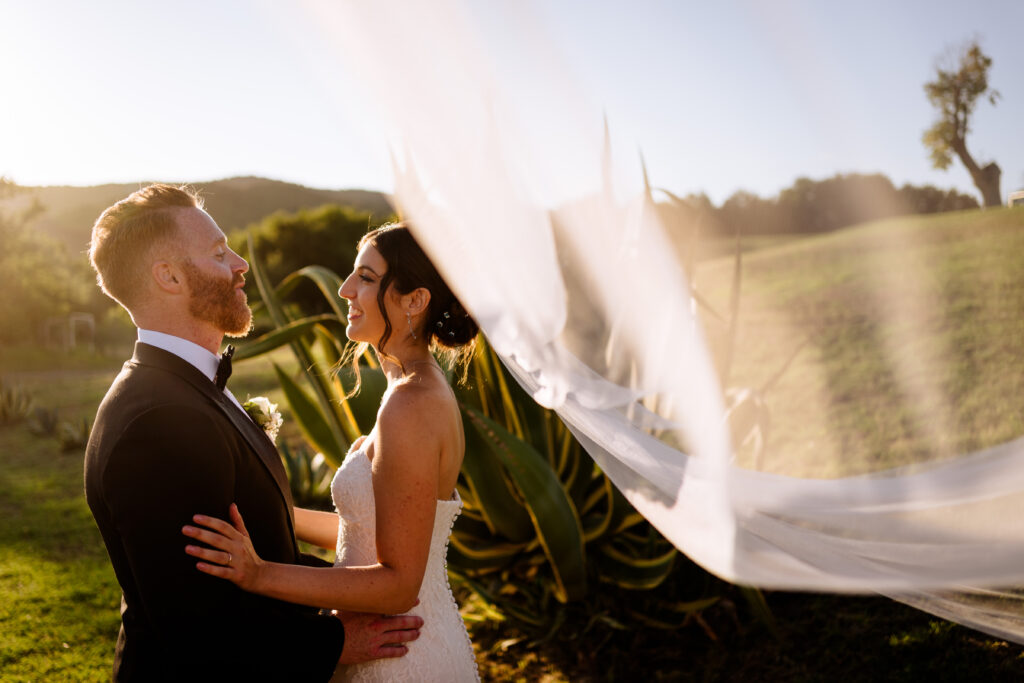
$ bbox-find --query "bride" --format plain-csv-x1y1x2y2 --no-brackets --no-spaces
183,222,480,682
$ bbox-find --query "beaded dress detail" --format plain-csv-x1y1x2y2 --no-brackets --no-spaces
329,447,479,682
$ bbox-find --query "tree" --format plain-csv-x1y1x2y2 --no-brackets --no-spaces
0,179,116,347
232,204,393,316
922,41,1002,207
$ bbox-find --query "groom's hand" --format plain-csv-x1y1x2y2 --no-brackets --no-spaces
335,609,424,664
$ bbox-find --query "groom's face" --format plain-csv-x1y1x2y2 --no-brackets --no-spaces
175,208,253,337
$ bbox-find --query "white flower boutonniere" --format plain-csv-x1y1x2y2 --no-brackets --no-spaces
243,396,283,443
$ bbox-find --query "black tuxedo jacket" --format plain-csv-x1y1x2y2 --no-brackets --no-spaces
85,342,343,682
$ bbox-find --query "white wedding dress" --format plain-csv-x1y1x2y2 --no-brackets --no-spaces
329,446,479,683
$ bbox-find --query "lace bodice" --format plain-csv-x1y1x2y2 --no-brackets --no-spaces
330,447,479,683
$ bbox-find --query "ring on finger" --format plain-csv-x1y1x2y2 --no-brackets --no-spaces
226,553,233,566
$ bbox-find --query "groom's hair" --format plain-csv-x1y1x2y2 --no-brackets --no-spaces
89,184,203,309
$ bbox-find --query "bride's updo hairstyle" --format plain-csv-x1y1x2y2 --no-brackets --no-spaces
344,222,479,392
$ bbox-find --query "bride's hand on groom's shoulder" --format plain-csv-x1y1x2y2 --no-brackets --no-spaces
182,503,266,592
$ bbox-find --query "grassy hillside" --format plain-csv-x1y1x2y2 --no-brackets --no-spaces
696,206,1024,477
1,177,393,250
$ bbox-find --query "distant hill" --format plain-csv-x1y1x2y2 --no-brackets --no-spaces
1,176,394,250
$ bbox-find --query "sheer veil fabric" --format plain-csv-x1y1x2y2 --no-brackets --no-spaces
300,1,1024,642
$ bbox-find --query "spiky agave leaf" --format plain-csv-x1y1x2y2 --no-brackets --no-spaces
461,405,587,602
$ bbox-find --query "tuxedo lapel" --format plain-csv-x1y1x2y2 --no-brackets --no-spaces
130,343,296,524
210,391,294,509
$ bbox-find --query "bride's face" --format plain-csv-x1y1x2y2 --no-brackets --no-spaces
338,244,395,346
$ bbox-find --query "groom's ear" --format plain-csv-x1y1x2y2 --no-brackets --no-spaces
152,260,184,294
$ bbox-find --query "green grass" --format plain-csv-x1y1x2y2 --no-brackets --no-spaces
696,206,1024,476
694,233,805,261
0,423,121,681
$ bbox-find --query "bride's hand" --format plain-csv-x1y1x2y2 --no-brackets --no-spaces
183,504,265,592
349,435,367,453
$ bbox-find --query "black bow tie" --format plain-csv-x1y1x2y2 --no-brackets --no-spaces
214,345,235,390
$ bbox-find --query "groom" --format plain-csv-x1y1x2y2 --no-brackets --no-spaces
84,184,421,681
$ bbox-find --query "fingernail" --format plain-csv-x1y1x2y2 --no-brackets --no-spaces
182,526,194,533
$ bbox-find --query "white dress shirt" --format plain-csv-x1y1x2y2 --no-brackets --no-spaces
137,329,247,415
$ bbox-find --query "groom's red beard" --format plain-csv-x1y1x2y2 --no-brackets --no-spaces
181,259,253,337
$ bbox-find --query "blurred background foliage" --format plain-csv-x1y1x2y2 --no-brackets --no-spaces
0,167,978,352
0,170,976,353
657,172,979,249
0,176,395,352
0,179,111,347
227,202,394,317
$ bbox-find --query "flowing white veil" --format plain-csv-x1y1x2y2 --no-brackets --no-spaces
296,0,1024,642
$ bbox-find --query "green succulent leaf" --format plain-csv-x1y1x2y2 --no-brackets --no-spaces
278,265,348,320
597,540,677,590
461,405,587,602
459,412,535,543
234,315,346,360
449,534,528,570
272,362,346,466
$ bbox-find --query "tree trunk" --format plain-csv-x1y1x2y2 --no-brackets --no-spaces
975,162,1003,208
953,139,1003,207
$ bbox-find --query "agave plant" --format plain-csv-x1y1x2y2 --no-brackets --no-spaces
279,441,336,509
233,234,722,635
448,340,701,630
57,416,92,452
27,406,59,436
0,380,33,425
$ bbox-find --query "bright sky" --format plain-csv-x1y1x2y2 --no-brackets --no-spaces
1,0,1021,205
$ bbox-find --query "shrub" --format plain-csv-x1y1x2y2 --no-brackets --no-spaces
0,380,34,424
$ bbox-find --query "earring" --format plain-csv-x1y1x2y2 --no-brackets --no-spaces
407,312,418,340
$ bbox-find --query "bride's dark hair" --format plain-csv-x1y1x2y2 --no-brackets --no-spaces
342,222,479,395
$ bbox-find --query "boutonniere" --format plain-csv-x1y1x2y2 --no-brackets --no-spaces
242,396,283,443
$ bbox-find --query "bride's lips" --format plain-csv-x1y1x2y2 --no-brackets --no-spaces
347,307,362,321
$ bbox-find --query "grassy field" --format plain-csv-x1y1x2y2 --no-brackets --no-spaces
3,207,1024,679
696,206,1024,476
1,350,124,681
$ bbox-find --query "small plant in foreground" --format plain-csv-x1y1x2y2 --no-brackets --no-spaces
0,380,34,424
57,417,92,452
27,406,59,436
